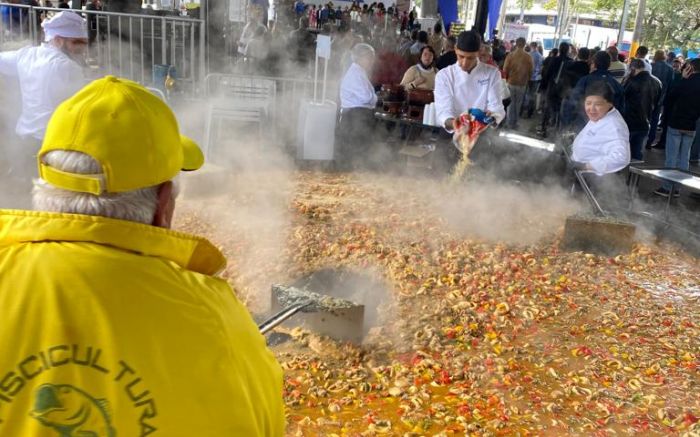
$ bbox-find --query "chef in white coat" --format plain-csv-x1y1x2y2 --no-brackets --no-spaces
0,11,87,207
571,81,630,175
434,30,505,133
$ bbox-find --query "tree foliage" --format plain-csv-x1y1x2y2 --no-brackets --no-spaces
593,0,700,49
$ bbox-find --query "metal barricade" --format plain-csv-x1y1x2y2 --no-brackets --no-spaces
204,73,340,131
0,3,38,47
203,73,340,148
0,3,206,96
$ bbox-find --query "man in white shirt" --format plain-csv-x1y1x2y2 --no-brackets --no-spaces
434,30,505,134
0,11,87,208
337,43,378,168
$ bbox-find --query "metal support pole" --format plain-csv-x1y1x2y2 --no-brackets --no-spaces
313,54,318,103
519,0,525,23
161,18,167,65
617,0,631,48
473,0,488,38
630,0,646,59
322,57,328,102
198,19,206,94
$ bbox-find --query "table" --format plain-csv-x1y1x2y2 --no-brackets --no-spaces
628,166,700,219
374,111,442,144
374,111,445,169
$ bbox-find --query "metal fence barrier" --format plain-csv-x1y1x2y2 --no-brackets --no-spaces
0,3,205,96
203,73,340,149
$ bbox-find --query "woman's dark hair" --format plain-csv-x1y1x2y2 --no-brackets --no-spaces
584,80,615,104
549,48,559,57
419,45,436,67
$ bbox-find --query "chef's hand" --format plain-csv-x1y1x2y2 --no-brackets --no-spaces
445,117,456,131
484,110,499,126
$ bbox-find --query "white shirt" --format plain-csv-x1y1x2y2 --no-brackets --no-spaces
434,61,506,131
340,62,377,110
572,108,630,175
0,44,84,140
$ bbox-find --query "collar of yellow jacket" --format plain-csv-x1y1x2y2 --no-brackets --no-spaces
0,209,226,276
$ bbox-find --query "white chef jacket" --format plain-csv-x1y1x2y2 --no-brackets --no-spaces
340,62,377,110
434,61,505,131
0,44,84,140
572,108,630,175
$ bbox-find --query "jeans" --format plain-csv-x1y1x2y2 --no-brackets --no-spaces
663,127,696,190
522,80,540,117
629,129,649,161
506,84,526,129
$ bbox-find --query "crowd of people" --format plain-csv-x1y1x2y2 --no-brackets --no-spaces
269,8,697,196
0,1,699,433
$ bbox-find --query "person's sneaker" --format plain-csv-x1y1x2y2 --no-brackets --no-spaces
654,187,671,197
652,143,666,149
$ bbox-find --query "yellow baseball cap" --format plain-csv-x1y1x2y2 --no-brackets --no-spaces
38,75,204,195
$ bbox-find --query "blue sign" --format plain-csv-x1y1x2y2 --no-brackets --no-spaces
437,0,458,33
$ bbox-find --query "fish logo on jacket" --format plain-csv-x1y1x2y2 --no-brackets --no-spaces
30,383,116,437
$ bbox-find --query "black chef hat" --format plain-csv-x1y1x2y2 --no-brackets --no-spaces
456,30,482,52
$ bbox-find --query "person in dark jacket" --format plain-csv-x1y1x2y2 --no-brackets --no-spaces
647,50,676,148
655,58,700,196
654,58,685,149
538,42,571,137
562,47,591,91
436,35,457,70
560,50,625,133
623,59,661,160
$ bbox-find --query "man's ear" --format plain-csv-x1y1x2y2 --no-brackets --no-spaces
152,181,174,228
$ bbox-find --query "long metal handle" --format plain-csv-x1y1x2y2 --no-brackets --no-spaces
258,302,312,335
574,169,607,217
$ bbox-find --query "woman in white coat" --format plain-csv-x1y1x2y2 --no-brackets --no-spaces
571,81,631,175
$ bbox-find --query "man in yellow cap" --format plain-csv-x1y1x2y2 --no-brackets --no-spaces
0,76,285,436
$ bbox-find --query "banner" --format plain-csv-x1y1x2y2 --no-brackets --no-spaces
487,0,503,40
437,0,458,34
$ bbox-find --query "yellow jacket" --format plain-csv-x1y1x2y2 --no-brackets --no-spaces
0,209,284,436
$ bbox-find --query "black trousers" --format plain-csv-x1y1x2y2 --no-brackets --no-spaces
337,107,377,167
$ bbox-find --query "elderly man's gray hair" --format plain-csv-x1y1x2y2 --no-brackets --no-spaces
351,43,375,63
33,150,177,225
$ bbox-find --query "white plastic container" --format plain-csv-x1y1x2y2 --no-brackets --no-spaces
297,100,337,161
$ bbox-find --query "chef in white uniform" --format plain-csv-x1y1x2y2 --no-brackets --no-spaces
434,30,505,133
571,81,630,175
0,11,87,207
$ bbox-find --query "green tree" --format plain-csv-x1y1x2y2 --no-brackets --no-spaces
594,0,700,49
